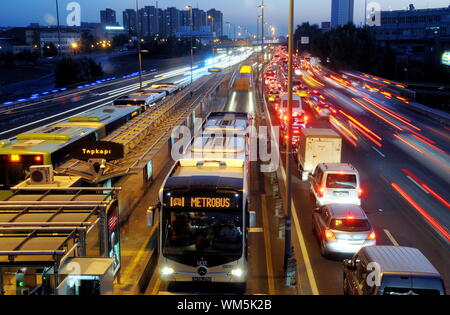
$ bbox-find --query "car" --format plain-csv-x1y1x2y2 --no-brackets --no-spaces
312,204,376,257
208,67,222,73
267,90,282,105
343,246,446,295
310,163,362,206
278,93,304,118
280,123,305,147
312,101,333,119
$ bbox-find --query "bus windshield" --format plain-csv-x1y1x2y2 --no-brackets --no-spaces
0,157,34,189
162,210,243,266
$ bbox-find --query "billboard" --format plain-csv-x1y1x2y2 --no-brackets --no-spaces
442,51,450,66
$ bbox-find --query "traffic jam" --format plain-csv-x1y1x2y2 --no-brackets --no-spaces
262,46,447,295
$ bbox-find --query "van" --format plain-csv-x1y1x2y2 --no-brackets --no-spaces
343,246,446,295
310,163,361,206
297,129,342,181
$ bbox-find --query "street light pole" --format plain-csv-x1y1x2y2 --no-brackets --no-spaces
261,0,264,57
364,0,368,26
55,0,61,55
209,15,215,68
284,0,294,282
135,0,143,89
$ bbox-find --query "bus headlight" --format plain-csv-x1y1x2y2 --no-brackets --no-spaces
161,266,174,275
231,268,243,277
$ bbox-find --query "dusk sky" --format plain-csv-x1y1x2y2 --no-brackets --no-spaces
1,0,449,34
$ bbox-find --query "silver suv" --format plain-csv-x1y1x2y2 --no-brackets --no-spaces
312,204,376,257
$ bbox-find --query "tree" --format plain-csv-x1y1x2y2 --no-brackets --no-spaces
55,57,104,87
1,52,15,68
43,42,58,57
112,34,131,48
81,31,97,53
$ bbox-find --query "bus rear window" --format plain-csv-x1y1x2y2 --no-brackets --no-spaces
330,219,370,232
326,174,357,189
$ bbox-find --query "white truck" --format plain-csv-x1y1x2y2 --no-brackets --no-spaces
296,128,342,181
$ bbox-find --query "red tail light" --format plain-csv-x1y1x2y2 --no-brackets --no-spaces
34,155,43,163
318,186,325,197
9,155,21,162
325,229,336,241
367,231,376,240
358,188,363,198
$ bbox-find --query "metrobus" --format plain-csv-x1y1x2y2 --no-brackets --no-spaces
232,66,253,91
202,112,252,137
148,112,255,292
0,105,141,191
113,90,166,110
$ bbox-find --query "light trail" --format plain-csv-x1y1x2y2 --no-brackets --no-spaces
402,169,450,209
391,183,450,242
352,98,403,131
329,115,358,147
394,134,450,171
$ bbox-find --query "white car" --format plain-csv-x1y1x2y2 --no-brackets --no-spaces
310,163,362,206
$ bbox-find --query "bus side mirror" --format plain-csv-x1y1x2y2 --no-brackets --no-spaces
249,211,256,228
146,204,159,227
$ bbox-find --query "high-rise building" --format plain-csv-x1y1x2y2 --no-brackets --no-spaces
138,6,159,37
123,9,137,33
163,7,181,37
207,9,224,37
181,10,190,27
192,8,207,32
331,0,354,28
100,8,118,26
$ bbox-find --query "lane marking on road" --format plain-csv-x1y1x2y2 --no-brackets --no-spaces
261,93,320,295
406,176,430,195
261,195,275,295
371,146,386,158
0,72,187,137
384,229,400,246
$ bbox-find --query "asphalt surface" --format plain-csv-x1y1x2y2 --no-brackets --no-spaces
0,51,247,139
2,52,448,295
266,64,450,294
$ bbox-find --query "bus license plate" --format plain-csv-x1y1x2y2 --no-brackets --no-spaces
192,277,212,282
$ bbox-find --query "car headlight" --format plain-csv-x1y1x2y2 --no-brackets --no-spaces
231,268,243,277
161,266,174,275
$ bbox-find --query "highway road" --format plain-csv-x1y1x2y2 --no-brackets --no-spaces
264,61,449,294
0,49,249,139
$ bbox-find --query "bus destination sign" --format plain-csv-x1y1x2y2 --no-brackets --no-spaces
72,141,124,161
168,196,239,209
